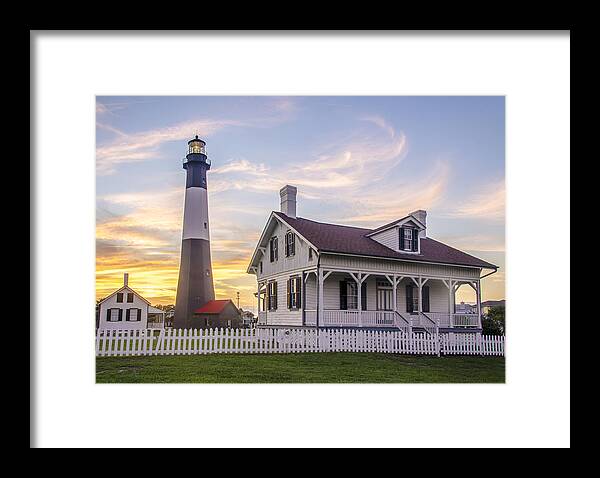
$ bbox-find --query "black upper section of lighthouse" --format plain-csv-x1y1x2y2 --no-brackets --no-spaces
183,135,211,189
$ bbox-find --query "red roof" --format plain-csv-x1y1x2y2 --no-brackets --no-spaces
274,212,498,270
193,299,234,315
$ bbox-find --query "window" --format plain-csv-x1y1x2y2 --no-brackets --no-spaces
285,231,295,257
116,292,123,303
287,276,302,309
107,308,122,322
259,262,263,274
405,285,429,313
340,281,367,310
127,292,134,303
267,281,278,310
269,236,278,262
399,227,419,252
403,229,413,251
308,248,313,261
126,308,140,321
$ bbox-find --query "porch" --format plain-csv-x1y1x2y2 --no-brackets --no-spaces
257,268,482,332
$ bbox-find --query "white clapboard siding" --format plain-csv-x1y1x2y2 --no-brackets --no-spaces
96,328,504,357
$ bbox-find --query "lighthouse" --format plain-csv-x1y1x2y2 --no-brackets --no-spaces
174,136,215,329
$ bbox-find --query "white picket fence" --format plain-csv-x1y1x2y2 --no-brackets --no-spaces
96,328,505,357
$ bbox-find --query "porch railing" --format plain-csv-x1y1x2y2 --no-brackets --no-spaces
323,309,359,326
453,313,480,327
147,322,164,329
321,310,397,328
259,309,480,329
410,312,480,328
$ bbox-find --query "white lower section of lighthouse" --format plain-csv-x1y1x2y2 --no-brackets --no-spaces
182,187,210,241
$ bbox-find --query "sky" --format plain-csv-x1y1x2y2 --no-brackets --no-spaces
96,96,505,312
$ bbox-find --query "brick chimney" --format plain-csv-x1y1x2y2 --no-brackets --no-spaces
410,210,427,238
280,185,297,219
123,273,129,287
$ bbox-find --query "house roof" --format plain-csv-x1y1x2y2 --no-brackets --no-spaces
273,212,498,270
97,285,151,306
193,299,236,315
366,214,425,236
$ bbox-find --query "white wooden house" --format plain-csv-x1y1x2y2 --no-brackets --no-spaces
247,186,498,334
97,273,165,330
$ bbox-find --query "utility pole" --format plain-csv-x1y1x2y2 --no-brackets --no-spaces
236,291,240,309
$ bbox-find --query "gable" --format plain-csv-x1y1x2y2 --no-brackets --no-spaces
98,285,150,306
247,212,318,273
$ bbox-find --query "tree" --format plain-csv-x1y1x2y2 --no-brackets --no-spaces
481,306,505,335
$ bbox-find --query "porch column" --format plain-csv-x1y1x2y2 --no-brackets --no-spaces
357,272,362,327
448,280,455,328
392,275,397,313
257,281,261,316
418,277,423,314
476,279,482,328
301,271,305,326
317,268,324,328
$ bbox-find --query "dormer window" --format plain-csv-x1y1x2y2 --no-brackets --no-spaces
285,231,295,257
269,236,278,262
400,227,418,252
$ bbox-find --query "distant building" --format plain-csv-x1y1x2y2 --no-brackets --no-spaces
192,299,242,329
481,299,505,316
240,309,256,328
97,273,165,330
455,301,476,315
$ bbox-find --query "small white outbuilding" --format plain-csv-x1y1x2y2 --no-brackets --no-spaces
97,273,164,330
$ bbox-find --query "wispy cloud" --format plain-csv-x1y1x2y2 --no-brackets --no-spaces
339,160,450,226
210,116,409,198
360,115,396,138
96,118,244,175
96,98,299,176
436,234,505,253
449,179,505,220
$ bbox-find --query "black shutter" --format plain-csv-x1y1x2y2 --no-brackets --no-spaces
125,309,130,321
422,286,430,312
291,235,295,255
406,285,413,313
118,308,123,321
138,308,142,321
266,283,270,310
361,281,367,311
412,230,419,252
274,239,278,261
285,234,289,257
340,281,348,310
106,308,111,322
287,278,291,309
399,227,405,250
273,282,278,310
296,277,302,309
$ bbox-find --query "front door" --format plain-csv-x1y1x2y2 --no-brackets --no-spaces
376,282,393,311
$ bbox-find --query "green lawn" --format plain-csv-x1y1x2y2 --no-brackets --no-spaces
96,353,505,383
